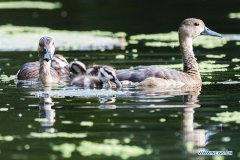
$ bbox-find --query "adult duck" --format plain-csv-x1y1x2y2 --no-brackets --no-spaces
16,36,70,84
117,18,222,87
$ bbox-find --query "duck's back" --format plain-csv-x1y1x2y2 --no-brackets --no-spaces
117,66,193,84
17,62,40,81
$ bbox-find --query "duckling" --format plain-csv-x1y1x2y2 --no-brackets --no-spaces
71,66,122,89
86,64,113,76
117,18,222,86
69,60,86,75
69,63,122,88
87,64,122,88
16,36,70,84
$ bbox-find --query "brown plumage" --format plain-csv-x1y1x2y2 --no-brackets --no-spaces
69,60,86,75
71,66,122,89
117,18,222,87
16,36,70,84
71,76,102,88
86,64,114,76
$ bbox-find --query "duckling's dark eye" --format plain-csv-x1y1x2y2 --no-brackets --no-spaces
100,72,105,77
52,42,54,45
194,23,199,26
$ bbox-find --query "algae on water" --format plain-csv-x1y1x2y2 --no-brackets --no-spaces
51,139,152,159
210,111,240,124
0,1,62,10
130,31,227,49
52,143,76,158
29,132,87,138
0,134,14,141
0,75,15,82
77,140,152,159
0,25,126,51
228,12,240,19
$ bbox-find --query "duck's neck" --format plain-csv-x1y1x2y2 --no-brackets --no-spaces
39,60,51,84
179,35,201,80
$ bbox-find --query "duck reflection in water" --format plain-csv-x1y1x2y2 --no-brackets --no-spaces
98,96,117,109
38,86,55,133
137,85,207,154
181,86,208,155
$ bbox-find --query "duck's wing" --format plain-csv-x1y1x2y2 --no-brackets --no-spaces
52,66,71,82
116,66,188,83
51,54,69,69
51,54,71,81
16,62,40,81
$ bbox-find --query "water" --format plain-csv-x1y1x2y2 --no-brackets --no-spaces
0,41,240,159
1,1,240,159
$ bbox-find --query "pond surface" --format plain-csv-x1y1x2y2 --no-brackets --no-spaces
0,35,240,160
1,0,240,159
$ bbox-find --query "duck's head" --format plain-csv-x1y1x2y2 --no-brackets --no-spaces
179,18,222,39
38,36,55,62
98,66,122,89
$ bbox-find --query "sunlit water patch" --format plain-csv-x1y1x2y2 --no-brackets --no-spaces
31,88,129,99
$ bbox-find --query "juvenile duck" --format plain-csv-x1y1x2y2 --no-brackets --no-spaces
117,18,222,87
87,64,122,88
86,64,114,76
69,60,86,75
69,62,112,76
17,36,70,84
71,66,122,89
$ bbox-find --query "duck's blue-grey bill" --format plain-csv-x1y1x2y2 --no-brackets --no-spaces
200,27,222,37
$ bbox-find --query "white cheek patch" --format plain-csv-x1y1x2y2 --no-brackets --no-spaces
107,74,113,80
99,68,111,81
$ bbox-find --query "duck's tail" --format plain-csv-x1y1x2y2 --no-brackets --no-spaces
69,60,86,75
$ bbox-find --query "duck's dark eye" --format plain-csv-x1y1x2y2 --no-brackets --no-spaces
194,23,199,26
